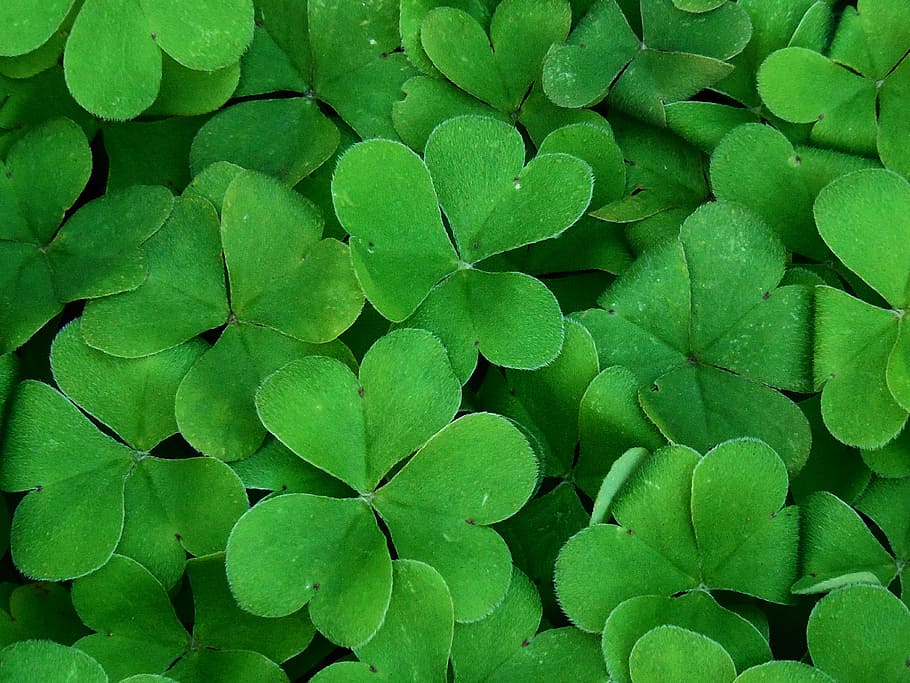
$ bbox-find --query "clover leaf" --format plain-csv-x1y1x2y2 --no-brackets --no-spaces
79,169,363,461
629,626,736,683
0,377,248,583
420,0,571,114
813,169,910,447
235,0,417,140
56,0,254,120
602,592,772,683
576,201,813,471
0,639,107,683
0,118,174,354
734,661,835,683
0,582,87,647
485,627,609,681
807,584,910,682
757,0,910,174
333,115,592,379
312,560,454,682
556,439,798,633
861,425,910,478
71,554,294,682
226,330,538,642
542,0,751,125
450,568,542,681
710,123,880,259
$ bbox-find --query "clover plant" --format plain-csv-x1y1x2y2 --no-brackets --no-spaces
1,0,909,679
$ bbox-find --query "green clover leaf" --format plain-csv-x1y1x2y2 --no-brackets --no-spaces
79,169,363,461
0,639,107,683
71,555,189,680
486,627,609,681
226,331,537,641
813,169,910,447
629,626,736,683
0,119,173,354
0,378,248,583
556,439,798,632
235,0,417,140
602,592,772,683
861,426,910,478
59,0,254,120
734,661,835,683
807,584,910,682
333,115,592,378
420,0,571,113
542,0,751,125
0,582,88,647
577,201,813,471
450,568,542,681
0,1,76,58
758,0,910,173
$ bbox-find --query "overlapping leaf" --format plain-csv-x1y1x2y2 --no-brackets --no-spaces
813,169,910,447
333,115,592,379
576,201,813,471
556,439,798,632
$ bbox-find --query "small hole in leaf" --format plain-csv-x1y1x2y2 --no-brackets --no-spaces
521,638,531,647
358,386,364,398
379,51,388,59
794,155,801,165
151,32,157,40
762,291,771,300
769,512,776,519
579,43,587,49
810,572,817,577
313,583,320,591
650,384,659,392
281,485,288,491
817,113,825,120
370,665,378,672
608,309,615,315
175,533,182,541
474,339,480,347
465,518,476,525
627,528,634,535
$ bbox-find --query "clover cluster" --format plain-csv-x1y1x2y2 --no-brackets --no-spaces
0,0,908,681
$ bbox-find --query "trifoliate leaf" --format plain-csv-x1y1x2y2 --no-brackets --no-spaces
421,0,571,112
0,381,133,580
71,555,189,681
603,592,772,683
374,413,538,622
807,584,910,682
225,494,393,647
50,319,208,451
0,640,106,683
175,323,354,461
187,553,314,664
80,196,229,358
451,568,542,682
629,626,736,683
354,560,453,681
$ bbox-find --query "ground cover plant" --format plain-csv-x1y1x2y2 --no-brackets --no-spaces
0,0,909,680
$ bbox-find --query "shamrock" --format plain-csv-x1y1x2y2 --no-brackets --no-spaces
794,476,909,603
556,439,798,633
225,329,538,645
310,560,454,682
541,0,752,126
602,592,772,683
80,167,364,461
757,0,910,175
0,118,174,354
0,0,254,120
812,169,910,447
806,584,910,682
575,201,813,471
234,0,418,140
70,554,300,681
0,321,248,584
709,123,880,259
332,114,593,381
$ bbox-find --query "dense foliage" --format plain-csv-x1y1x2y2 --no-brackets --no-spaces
0,0,908,680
